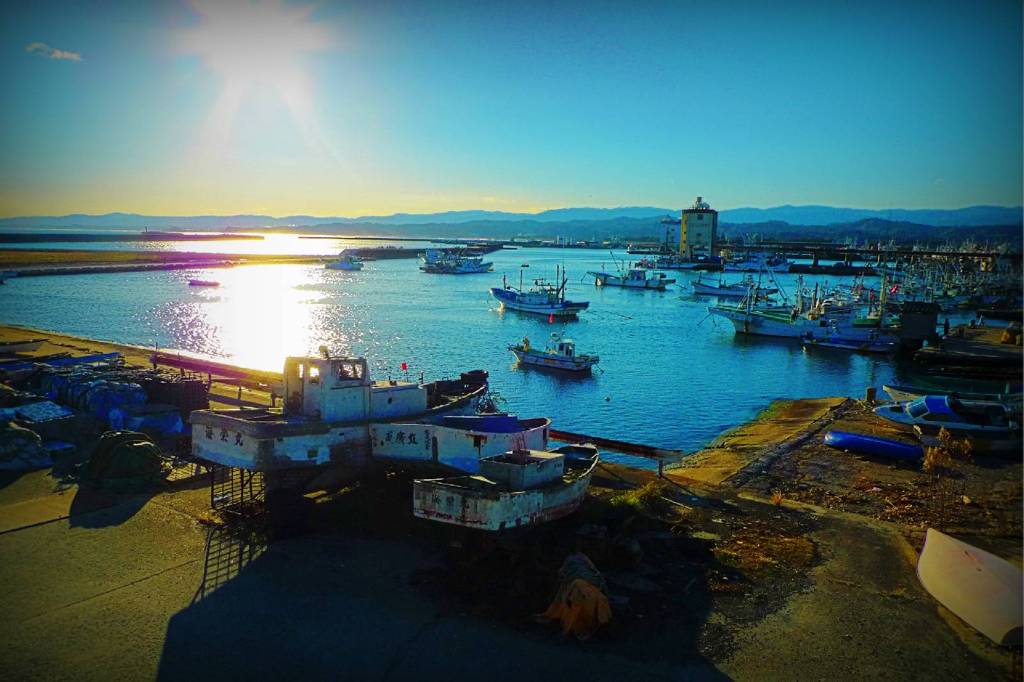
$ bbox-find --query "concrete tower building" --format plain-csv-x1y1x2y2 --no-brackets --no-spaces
679,196,718,258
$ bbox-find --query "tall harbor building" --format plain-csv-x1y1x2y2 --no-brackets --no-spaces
679,196,718,258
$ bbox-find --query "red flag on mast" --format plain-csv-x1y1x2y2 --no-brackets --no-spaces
401,362,408,371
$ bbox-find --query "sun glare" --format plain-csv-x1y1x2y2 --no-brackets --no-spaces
178,0,333,156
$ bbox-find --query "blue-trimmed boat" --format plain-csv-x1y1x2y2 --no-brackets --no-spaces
490,266,589,318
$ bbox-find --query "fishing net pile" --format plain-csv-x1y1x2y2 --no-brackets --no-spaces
0,420,50,470
83,431,167,492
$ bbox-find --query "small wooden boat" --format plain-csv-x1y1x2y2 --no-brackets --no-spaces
412,445,599,531
0,338,47,355
917,528,1022,646
883,383,1022,406
509,333,599,372
188,279,220,287
823,430,923,462
802,336,896,354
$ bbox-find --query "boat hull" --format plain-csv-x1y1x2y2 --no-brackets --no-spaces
489,287,589,317
823,430,923,461
412,455,597,531
510,348,598,372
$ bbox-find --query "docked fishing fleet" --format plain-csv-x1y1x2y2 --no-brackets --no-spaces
420,248,493,274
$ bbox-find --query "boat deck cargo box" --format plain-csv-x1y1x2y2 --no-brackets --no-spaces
480,449,564,490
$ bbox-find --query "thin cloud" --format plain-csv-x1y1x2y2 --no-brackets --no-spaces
25,42,82,62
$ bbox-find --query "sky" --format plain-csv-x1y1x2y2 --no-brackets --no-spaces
0,0,1021,217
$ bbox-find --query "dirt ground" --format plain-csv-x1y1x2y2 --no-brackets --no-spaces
0,326,1020,679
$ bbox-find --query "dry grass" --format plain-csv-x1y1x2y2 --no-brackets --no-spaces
609,480,671,514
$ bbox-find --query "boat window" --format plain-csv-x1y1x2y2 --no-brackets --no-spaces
907,401,928,418
337,361,364,381
309,366,320,384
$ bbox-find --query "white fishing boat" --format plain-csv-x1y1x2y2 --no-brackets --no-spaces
325,250,364,270
190,352,489,471
509,333,599,372
371,414,551,473
587,268,675,290
883,384,1023,405
489,265,589,318
873,395,1021,435
691,274,778,298
411,444,599,531
420,248,493,274
722,252,789,272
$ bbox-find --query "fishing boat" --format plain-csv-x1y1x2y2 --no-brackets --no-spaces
722,252,789,273
420,248,493,274
190,352,490,471
0,338,47,355
917,528,1022,646
325,250,364,271
489,266,589,318
873,395,1021,436
882,383,1023,405
411,444,599,531
371,414,552,473
691,274,778,298
188,279,220,287
802,331,896,354
509,333,599,372
587,268,675,290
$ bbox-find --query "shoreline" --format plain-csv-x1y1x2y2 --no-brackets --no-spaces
0,325,1019,678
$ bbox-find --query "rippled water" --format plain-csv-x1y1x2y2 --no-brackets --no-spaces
1,238,914,458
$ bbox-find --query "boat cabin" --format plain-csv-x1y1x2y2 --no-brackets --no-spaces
282,355,428,423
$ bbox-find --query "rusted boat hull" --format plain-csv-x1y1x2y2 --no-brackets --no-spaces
412,455,597,531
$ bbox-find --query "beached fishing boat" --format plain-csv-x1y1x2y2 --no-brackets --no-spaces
420,248,492,274
587,268,674,289
0,338,47,355
873,395,1021,436
691,274,778,298
188,279,220,287
411,444,599,531
190,352,490,471
509,333,599,372
883,383,1023,405
325,250,364,271
489,266,589,318
371,414,551,473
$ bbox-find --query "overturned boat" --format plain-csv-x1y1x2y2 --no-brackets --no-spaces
190,352,489,471
412,444,599,531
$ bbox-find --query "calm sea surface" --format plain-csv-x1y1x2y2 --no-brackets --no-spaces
0,236,920,460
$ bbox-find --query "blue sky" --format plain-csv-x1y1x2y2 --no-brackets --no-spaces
1,0,1021,216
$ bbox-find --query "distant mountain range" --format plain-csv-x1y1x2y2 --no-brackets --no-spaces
0,204,1019,230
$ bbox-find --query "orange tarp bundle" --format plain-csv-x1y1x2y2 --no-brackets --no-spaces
538,553,612,640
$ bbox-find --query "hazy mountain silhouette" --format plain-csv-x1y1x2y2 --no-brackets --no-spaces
0,204,1018,230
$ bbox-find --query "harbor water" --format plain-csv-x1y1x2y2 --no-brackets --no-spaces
0,237,918,457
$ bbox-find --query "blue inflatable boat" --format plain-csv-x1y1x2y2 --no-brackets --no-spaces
823,430,924,462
